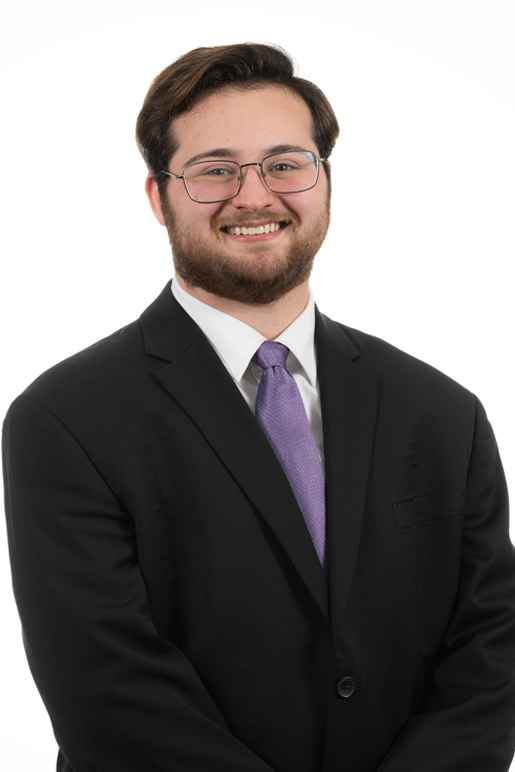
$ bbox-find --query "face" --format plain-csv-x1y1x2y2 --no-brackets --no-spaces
146,84,331,305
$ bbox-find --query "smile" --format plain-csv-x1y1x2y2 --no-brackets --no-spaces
220,221,291,242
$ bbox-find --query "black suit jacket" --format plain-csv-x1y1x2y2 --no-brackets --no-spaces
3,279,515,772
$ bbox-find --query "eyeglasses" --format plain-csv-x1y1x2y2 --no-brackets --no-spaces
158,149,327,204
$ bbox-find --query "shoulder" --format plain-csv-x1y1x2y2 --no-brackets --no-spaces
3,319,143,424
325,315,477,417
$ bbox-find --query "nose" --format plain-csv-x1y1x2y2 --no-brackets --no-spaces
230,163,275,207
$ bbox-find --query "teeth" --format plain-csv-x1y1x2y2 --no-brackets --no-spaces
227,222,282,236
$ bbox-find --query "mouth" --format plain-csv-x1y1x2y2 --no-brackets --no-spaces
220,220,291,243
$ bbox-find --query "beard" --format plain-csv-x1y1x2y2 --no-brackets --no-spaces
159,193,331,306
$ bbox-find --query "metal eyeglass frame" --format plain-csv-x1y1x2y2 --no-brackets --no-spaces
157,150,327,204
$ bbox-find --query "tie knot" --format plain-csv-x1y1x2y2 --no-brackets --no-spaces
252,340,290,370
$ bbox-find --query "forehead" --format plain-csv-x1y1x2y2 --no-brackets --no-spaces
171,85,315,163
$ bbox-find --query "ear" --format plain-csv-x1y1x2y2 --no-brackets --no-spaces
145,174,166,226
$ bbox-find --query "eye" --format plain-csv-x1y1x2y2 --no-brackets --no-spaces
270,162,296,172
205,167,231,176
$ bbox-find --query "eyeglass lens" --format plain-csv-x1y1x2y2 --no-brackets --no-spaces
183,151,318,202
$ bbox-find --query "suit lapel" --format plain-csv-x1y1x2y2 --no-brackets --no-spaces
139,281,380,632
315,310,380,638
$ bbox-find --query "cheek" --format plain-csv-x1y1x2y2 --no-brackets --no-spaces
295,202,318,226
296,188,325,219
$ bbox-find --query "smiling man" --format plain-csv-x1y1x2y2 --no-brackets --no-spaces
3,43,515,772
146,83,331,326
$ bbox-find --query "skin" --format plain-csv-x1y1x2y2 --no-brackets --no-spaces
145,84,331,339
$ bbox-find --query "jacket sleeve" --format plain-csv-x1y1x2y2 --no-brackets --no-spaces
377,395,515,772
2,392,277,772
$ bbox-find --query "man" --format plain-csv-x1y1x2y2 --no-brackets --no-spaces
2,42,515,772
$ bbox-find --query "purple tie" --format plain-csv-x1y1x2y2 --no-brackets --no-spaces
252,341,326,569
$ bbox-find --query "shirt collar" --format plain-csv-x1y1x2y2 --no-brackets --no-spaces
171,276,317,386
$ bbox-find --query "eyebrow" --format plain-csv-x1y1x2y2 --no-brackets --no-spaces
183,144,311,167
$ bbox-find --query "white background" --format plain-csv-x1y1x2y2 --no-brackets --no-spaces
1,0,514,768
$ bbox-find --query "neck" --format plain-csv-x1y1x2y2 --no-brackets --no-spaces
175,275,311,339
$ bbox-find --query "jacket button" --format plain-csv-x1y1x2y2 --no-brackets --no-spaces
336,675,355,698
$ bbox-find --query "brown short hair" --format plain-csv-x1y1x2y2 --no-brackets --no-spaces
135,42,340,200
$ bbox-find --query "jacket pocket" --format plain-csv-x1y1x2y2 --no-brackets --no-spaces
392,492,462,531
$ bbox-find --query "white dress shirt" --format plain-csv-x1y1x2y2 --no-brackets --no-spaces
170,277,325,469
